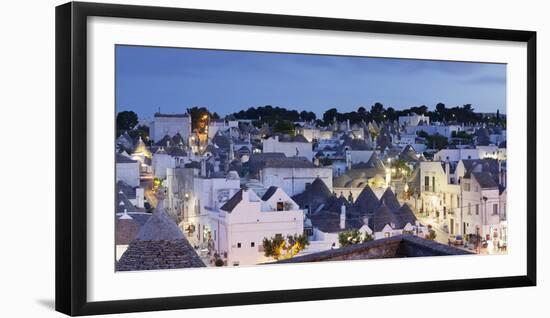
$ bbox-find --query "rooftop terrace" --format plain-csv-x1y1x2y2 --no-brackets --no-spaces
275,235,471,264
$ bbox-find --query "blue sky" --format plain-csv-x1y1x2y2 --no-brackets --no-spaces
116,45,506,119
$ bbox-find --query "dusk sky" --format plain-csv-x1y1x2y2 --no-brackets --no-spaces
116,45,506,119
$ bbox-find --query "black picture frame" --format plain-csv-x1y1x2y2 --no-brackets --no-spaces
55,1,537,316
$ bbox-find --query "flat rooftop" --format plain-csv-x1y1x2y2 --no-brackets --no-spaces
275,235,471,264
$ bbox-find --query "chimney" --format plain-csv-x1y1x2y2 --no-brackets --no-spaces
229,139,235,161
155,187,166,212
242,187,250,203
340,204,346,230
445,160,450,184
498,160,506,188
136,188,145,208
200,159,206,177
346,119,351,132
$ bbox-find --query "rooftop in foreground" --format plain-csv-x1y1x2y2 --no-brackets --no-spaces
275,235,472,264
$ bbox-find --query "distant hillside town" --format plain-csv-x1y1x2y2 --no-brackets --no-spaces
114,103,507,271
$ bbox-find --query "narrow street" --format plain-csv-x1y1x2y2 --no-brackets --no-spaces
140,179,157,208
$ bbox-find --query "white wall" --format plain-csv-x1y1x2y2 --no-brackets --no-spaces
2,1,547,318
261,166,333,196
152,153,175,179
151,116,191,142
262,136,314,160
115,161,140,187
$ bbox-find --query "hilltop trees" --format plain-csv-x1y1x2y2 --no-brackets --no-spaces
214,102,504,129
230,105,300,125
116,110,138,132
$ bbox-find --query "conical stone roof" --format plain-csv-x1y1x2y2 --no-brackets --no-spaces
116,188,204,271
354,185,380,215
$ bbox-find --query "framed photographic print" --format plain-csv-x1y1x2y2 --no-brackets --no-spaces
55,1,536,316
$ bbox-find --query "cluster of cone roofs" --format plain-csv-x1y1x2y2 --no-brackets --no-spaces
293,178,417,233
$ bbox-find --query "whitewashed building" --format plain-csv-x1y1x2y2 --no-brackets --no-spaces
208,120,239,139
434,148,480,162
150,113,192,143
399,113,430,126
262,135,313,160
260,159,333,197
207,187,304,266
152,147,188,179
116,153,140,187
177,170,242,247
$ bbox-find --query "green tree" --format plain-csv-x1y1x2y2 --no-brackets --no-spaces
363,232,374,243
425,133,448,150
338,229,373,247
127,125,150,143
262,234,309,260
186,106,210,131
116,111,138,131
322,108,339,125
300,110,316,122
272,120,296,136
435,102,446,121
370,102,385,122
426,225,437,240
391,158,412,178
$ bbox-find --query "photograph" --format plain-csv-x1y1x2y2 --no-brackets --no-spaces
114,45,508,271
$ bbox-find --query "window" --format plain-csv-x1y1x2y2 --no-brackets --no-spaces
233,262,239,266
475,204,479,215
250,242,255,248
468,203,472,215
425,176,430,191
237,242,241,248
493,203,498,215
464,183,471,191
276,201,284,211
432,176,436,192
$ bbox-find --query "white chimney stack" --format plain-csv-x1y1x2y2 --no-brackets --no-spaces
445,160,450,184
229,139,235,161
200,159,206,177
340,204,346,230
136,188,145,208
